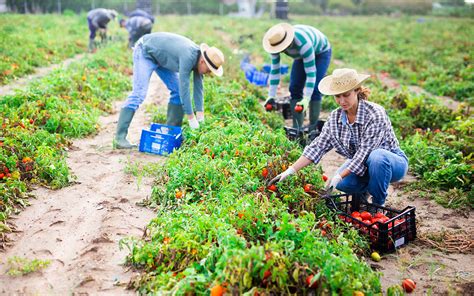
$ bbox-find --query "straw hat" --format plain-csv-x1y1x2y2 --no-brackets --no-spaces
200,43,225,77
262,23,295,54
318,68,371,96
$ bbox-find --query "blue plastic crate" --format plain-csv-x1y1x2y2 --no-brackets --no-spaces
262,63,289,75
251,70,269,86
139,123,183,155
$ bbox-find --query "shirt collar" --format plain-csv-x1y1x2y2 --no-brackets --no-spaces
339,100,366,125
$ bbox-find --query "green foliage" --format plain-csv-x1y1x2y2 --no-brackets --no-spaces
6,256,51,276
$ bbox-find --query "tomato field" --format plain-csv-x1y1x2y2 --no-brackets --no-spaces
0,11,473,296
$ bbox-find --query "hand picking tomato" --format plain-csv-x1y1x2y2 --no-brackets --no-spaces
402,278,416,293
294,105,304,113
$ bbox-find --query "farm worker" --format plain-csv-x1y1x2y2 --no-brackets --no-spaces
87,8,118,52
127,9,155,24
262,23,332,131
268,69,408,206
114,32,225,149
119,16,153,48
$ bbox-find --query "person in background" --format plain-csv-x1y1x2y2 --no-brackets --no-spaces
87,8,118,52
114,32,225,149
119,16,153,48
262,23,332,131
127,8,155,24
269,68,408,206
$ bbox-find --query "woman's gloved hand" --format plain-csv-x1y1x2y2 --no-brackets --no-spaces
268,167,296,186
325,173,342,193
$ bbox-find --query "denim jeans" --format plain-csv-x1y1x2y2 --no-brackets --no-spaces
335,148,409,205
123,44,181,111
289,48,332,102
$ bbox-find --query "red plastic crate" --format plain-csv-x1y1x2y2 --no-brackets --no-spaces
326,193,416,253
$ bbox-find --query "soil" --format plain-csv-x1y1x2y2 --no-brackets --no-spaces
0,73,167,294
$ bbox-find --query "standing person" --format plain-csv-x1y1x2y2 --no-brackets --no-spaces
114,32,225,149
262,23,332,131
87,8,118,52
119,16,153,48
268,69,408,206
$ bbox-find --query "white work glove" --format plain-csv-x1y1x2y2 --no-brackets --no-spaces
189,117,199,129
268,167,296,186
296,96,310,111
196,111,204,123
325,173,342,194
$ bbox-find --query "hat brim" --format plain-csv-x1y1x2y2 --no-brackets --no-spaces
200,43,223,77
262,23,295,54
318,74,371,96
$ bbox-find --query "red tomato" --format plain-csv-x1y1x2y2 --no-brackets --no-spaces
0,173,4,179
263,270,271,279
4,167,9,174
362,219,372,225
374,212,385,219
175,191,183,199
268,184,277,192
360,211,372,220
210,284,224,296
402,279,416,293
380,217,390,223
262,168,268,178
322,174,328,182
294,105,304,113
351,211,361,218
265,103,273,111
305,274,318,288
304,184,312,192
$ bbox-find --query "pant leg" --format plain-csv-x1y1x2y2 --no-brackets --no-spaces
366,148,409,205
310,48,332,102
335,159,369,194
122,44,157,110
154,67,181,106
289,59,305,101
88,17,97,39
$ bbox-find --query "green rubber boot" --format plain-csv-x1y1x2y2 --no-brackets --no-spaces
88,38,96,52
114,107,137,149
309,100,322,131
166,103,184,127
290,99,304,129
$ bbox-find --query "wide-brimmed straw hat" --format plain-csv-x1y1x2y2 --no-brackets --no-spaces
318,68,371,96
200,43,224,77
262,23,295,54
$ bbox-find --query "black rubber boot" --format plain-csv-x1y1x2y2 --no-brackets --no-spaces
114,107,137,149
166,103,184,127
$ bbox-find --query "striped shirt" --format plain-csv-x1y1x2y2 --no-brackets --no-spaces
303,100,400,176
268,25,330,98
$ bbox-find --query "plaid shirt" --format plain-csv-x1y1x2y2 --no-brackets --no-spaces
303,100,400,176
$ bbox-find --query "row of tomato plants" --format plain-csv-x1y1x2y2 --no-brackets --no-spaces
0,14,90,85
0,43,131,238
120,22,386,294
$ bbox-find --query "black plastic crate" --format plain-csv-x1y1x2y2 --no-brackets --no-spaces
284,120,326,147
326,193,416,253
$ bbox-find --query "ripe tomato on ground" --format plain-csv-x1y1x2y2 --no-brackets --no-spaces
402,279,416,293
262,168,268,178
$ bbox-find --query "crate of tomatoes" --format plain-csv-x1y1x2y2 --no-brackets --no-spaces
326,193,416,253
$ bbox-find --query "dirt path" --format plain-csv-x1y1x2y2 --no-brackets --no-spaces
0,53,85,97
0,74,167,294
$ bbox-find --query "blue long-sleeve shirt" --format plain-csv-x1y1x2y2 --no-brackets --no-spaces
141,32,203,115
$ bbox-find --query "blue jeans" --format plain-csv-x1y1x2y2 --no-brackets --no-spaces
335,148,409,205
122,44,181,111
289,48,332,102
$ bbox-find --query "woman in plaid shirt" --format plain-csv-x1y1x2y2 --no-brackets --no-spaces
269,68,408,206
